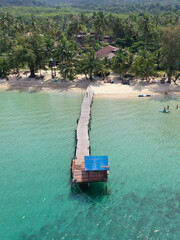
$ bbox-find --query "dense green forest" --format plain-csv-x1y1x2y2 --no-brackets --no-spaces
40,0,180,5
1,0,180,14
0,0,180,82
0,9,180,82
0,0,45,7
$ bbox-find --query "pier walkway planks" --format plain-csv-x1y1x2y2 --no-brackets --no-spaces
71,87,108,184
76,87,93,160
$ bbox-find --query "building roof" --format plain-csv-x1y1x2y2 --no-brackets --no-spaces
96,45,119,59
106,52,116,59
85,156,109,171
26,32,32,36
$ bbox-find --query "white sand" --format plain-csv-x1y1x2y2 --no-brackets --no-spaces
91,81,180,99
1,71,180,98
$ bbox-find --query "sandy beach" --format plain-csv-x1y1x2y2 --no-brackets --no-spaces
91,82,180,99
1,70,180,98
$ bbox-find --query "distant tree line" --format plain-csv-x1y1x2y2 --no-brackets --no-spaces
0,11,180,83
0,0,45,7
70,2,180,15
0,0,180,15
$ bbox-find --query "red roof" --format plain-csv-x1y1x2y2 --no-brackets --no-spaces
96,45,119,59
26,32,32,36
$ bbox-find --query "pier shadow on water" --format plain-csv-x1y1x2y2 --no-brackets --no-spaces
72,182,110,198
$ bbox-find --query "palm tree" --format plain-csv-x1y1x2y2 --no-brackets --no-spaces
55,38,73,62
67,16,86,49
93,11,107,41
59,48,77,81
131,50,155,81
43,18,62,41
93,12,107,57
30,16,39,33
13,19,25,36
0,31,11,53
0,12,14,34
0,13,14,53
100,57,111,79
55,38,77,80
111,17,124,39
138,14,154,49
112,49,133,77
79,50,101,80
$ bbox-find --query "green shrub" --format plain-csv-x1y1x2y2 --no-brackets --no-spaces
0,58,10,78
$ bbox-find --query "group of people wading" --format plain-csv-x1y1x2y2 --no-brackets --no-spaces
163,104,178,112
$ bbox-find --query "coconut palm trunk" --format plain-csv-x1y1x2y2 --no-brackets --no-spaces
29,67,36,78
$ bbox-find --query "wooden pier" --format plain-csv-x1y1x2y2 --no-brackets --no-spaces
71,87,109,185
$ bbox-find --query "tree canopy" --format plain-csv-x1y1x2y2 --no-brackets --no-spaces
0,10,179,81
160,22,180,83
0,0,45,7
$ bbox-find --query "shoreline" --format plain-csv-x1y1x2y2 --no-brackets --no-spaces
1,83,180,100
1,72,180,99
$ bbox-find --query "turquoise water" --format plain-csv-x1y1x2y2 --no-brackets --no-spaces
0,91,179,240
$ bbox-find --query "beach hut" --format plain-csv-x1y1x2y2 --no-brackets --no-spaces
72,156,109,184
95,45,119,59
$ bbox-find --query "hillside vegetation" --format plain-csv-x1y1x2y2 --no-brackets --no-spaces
0,0,45,6
40,0,180,4
0,0,180,14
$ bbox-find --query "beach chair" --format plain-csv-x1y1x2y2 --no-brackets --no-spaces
122,79,130,85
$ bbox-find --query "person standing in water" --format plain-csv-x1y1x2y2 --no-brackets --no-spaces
176,104,178,109
167,105,169,110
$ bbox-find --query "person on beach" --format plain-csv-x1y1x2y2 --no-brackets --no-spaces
167,105,169,110
176,104,178,109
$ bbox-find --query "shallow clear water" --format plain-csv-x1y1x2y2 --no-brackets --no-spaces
90,96,180,240
0,91,179,240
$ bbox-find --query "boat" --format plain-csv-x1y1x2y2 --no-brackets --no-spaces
138,94,151,97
